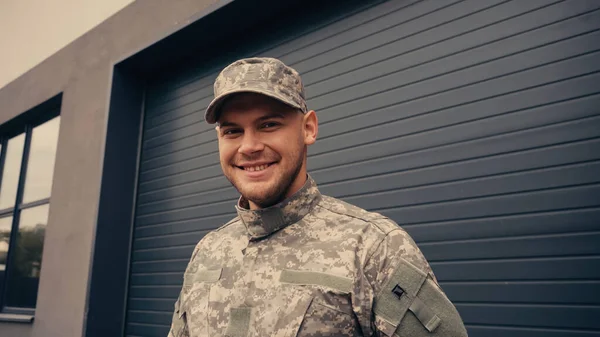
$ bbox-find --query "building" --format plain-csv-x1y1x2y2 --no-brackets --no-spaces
0,0,598,336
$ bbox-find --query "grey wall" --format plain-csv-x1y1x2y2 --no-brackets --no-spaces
0,323,32,337
0,1,231,336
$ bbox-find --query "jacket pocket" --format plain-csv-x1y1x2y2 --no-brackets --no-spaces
279,269,357,337
296,300,358,337
276,291,315,337
241,290,314,337
181,267,222,335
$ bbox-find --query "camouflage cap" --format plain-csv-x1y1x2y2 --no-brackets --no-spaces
205,57,308,124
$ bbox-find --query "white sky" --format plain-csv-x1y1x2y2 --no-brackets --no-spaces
0,0,134,89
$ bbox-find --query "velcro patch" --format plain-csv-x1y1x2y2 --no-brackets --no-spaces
226,307,252,337
373,258,427,335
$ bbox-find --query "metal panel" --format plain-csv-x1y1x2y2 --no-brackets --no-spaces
124,0,600,336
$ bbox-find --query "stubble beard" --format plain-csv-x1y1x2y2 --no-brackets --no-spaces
226,148,305,209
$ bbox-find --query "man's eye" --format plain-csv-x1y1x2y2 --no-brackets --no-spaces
261,122,279,129
223,129,241,135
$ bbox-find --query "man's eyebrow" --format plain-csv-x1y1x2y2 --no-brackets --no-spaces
256,112,286,122
219,112,287,128
218,121,239,128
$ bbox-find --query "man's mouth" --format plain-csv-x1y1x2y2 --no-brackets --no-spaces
236,163,275,172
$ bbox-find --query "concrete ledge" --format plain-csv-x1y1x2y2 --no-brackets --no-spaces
0,314,34,324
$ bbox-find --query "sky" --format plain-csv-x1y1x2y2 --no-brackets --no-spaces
0,0,134,89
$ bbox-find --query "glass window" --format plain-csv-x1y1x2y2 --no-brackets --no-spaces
0,113,60,310
0,135,25,210
23,117,60,203
5,205,49,308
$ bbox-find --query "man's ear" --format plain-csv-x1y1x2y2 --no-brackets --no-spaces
303,110,318,145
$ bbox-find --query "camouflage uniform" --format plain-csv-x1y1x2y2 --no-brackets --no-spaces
168,176,468,336
168,57,467,336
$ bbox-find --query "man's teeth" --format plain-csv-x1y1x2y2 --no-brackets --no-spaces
245,164,268,172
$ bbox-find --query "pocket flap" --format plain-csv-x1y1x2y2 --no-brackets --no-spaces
184,267,222,288
279,269,353,293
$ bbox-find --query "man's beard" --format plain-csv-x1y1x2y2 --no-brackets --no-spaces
226,148,305,209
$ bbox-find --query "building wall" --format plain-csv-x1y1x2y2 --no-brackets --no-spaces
0,1,228,336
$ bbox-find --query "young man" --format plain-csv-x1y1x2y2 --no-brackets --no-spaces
168,57,467,337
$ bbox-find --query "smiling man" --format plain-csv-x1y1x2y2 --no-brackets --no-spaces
216,92,313,210
168,58,467,337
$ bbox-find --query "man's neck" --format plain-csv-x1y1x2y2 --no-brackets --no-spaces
248,173,308,210
236,175,321,239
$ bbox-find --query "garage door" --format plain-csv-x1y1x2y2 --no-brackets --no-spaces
124,0,600,336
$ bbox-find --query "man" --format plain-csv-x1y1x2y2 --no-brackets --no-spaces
168,57,468,337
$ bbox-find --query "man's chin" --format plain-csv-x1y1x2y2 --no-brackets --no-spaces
241,191,275,206
228,170,297,208
238,185,289,209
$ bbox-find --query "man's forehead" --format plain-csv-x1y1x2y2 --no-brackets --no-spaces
218,109,285,124
222,92,289,109
218,93,297,123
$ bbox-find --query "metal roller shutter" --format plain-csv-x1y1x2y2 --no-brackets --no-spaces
124,0,600,336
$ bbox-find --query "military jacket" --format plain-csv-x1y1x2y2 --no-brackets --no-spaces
168,177,467,337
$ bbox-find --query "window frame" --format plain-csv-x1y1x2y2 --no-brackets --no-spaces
0,109,60,314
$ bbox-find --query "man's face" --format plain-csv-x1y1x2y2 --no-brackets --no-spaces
216,93,317,209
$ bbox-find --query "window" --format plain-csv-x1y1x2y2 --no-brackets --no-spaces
0,116,60,312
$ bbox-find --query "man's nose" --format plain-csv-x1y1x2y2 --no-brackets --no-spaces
238,132,264,155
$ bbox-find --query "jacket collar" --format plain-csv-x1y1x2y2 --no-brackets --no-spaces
235,175,321,240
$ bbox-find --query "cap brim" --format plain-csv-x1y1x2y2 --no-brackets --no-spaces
204,88,304,124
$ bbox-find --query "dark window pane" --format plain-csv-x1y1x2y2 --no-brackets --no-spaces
6,204,48,308
23,117,61,203
0,134,25,210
